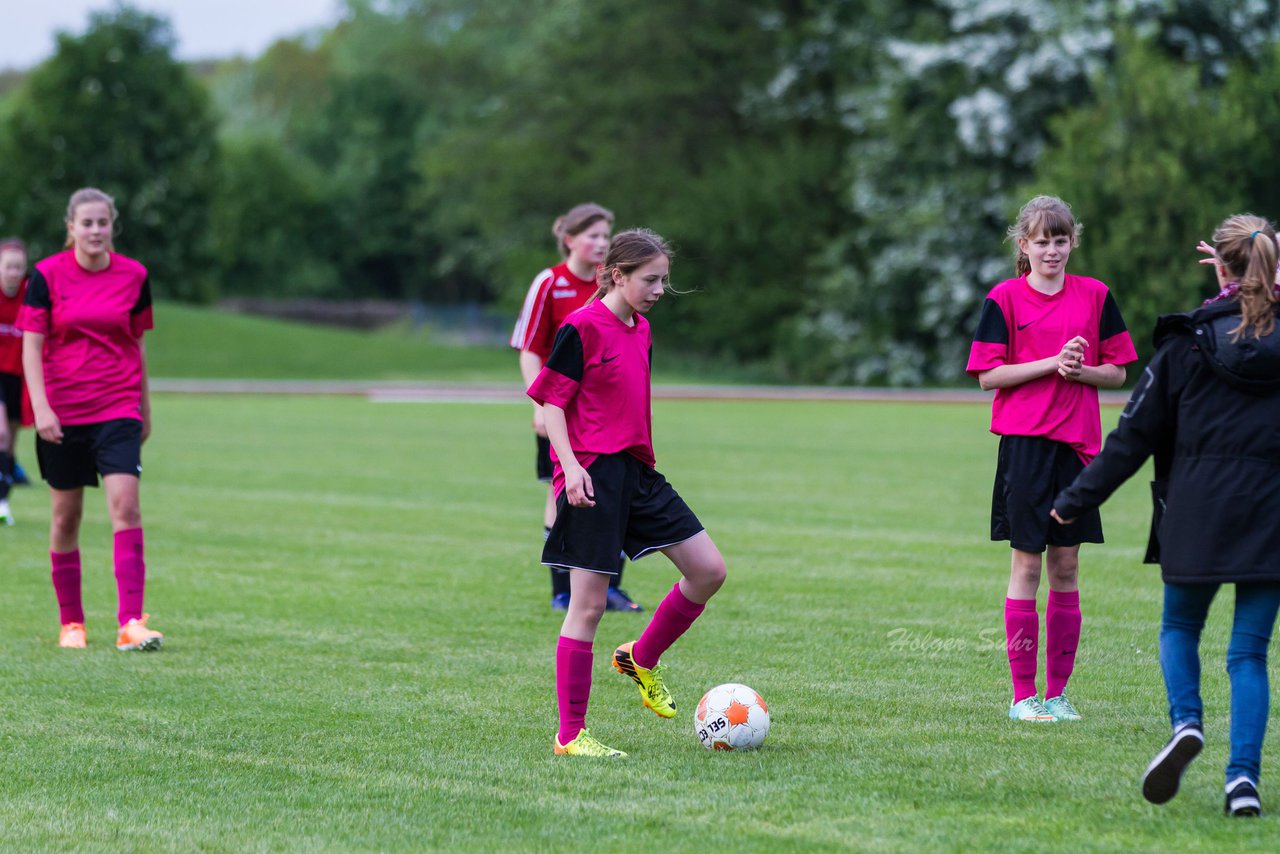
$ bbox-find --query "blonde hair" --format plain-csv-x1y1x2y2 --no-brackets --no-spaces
594,228,673,300
552,202,613,259
1213,213,1278,341
64,187,118,251
1007,195,1082,277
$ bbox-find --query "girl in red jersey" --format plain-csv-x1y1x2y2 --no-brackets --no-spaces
18,188,163,651
0,238,32,525
511,202,643,614
967,195,1138,722
527,229,726,757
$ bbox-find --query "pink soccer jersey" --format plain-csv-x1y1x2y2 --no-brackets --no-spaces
17,250,153,425
966,274,1138,462
510,262,598,359
526,299,655,497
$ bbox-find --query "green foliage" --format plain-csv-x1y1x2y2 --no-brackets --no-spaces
415,0,854,364
1028,36,1280,361
1028,38,1243,359
0,7,218,299
210,135,339,297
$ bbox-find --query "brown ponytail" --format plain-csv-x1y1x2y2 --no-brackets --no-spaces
1212,214,1278,341
594,229,673,300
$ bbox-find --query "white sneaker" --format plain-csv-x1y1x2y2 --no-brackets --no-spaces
0,499,12,526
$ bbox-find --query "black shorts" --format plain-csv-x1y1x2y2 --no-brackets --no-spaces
991,435,1102,553
535,434,553,482
543,452,704,576
37,418,143,490
0,372,20,420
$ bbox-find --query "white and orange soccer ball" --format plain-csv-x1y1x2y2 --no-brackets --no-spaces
694,683,770,751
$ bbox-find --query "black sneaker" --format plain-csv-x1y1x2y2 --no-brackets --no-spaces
605,587,644,613
1142,724,1204,804
1225,777,1262,817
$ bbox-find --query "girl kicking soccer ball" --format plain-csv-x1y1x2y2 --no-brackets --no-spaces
967,195,1138,722
527,229,726,757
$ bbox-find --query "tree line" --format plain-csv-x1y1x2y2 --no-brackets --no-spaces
0,1,1277,383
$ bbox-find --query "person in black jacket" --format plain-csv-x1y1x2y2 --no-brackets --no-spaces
1053,213,1280,817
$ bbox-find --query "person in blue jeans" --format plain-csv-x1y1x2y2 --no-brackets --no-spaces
1053,213,1280,817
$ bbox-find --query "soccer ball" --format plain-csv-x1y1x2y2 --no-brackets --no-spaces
694,683,770,751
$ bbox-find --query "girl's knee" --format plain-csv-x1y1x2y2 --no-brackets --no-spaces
1227,635,1271,670
694,554,727,595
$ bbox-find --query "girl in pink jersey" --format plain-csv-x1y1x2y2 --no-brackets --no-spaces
967,195,1138,722
18,188,163,652
527,229,726,757
0,238,31,525
511,202,643,614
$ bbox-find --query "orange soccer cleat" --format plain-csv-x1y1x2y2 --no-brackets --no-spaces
59,622,87,649
116,614,164,652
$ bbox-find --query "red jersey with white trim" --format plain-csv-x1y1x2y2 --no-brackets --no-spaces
966,274,1138,462
510,262,597,359
526,299,654,497
17,250,154,425
0,278,26,375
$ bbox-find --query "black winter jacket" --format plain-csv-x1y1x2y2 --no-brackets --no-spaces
1054,300,1280,583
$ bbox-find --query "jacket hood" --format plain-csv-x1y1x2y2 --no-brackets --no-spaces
1156,301,1280,391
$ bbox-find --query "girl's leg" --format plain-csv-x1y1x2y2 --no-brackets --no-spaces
1044,545,1081,700
545,487,571,605
104,474,145,625
630,532,725,669
49,487,86,627
0,418,16,506
556,569,610,745
1224,583,1280,785
1006,549,1041,702
1160,582,1217,730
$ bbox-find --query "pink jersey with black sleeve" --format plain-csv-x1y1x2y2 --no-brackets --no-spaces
510,262,598,360
966,274,1138,462
526,299,655,497
16,250,153,425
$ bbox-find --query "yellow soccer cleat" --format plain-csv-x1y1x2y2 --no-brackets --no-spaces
613,641,676,718
59,622,87,649
554,729,627,758
116,614,163,651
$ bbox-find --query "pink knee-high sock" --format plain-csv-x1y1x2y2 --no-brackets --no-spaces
632,583,706,670
1045,589,1081,699
114,528,146,626
556,636,593,745
50,550,84,625
1005,597,1038,702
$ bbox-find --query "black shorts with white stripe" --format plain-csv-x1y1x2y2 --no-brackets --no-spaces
543,452,703,576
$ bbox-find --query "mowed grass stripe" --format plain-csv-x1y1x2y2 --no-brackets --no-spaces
2,395,1270,851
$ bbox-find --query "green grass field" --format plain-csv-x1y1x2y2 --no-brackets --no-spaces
2,395,1275,851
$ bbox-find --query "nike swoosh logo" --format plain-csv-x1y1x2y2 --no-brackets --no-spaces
601,354,619,364
1016,321,1034,330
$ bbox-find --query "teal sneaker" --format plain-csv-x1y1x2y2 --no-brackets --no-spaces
1044,694,1081,721
1009,695,1056,722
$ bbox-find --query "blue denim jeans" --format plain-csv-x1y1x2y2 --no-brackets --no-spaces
1161,581,1280,784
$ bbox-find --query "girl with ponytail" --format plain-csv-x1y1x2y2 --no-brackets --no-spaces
967,194,1139,723
1054,214,1280,816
